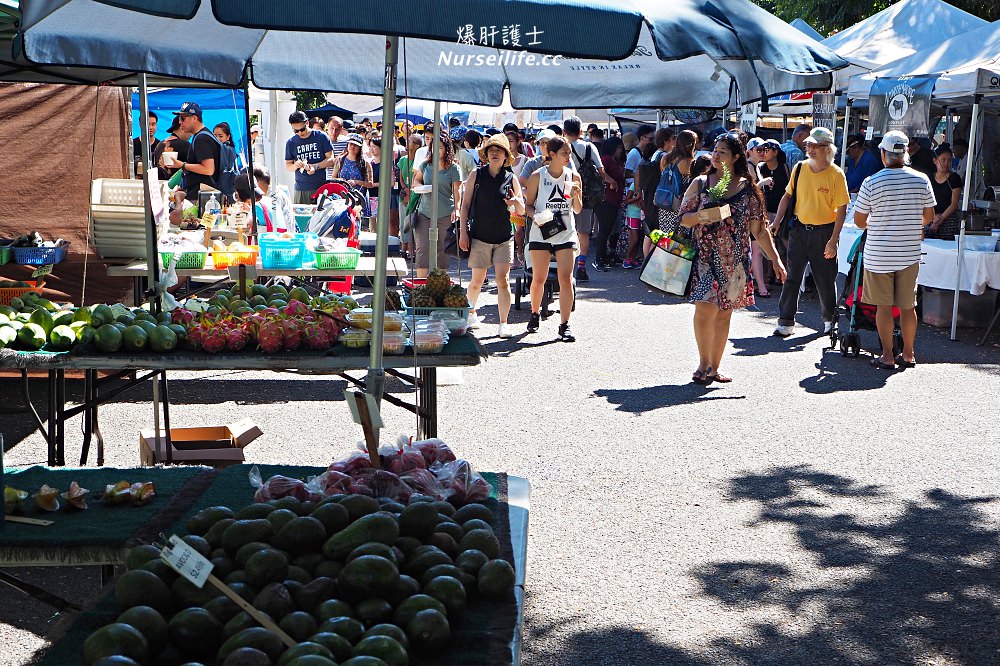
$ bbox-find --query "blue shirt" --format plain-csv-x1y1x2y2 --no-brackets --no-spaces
780,140,804,168
285,130,333,192
845,148,881,193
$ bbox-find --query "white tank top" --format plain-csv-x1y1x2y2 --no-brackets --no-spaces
529,166,577,245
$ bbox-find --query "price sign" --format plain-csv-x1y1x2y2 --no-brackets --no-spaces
32,265,53,278
161,535,214,588
865,126,875,141
201,213,217,229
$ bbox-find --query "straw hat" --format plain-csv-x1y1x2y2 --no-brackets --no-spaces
478,133,514,167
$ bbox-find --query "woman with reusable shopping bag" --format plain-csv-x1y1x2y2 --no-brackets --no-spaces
411,134,462,277
524,136,584,342
458,133,526,339
679,133,786,385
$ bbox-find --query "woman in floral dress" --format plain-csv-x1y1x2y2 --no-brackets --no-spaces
679,133,786,385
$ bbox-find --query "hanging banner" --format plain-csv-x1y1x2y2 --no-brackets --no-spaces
739,102,759,134
867,75,938,139
811,93,837,132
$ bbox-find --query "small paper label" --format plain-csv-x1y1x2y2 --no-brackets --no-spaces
865,126,874,141
201,213,217,229
161,535,214,588
227,265,257,281
348,392,384,428
32,265,53,278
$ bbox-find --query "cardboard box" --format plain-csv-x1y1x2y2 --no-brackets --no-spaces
140,419,263,467
699,203,731,224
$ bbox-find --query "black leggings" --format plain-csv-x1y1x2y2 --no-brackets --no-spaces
593,200,620,263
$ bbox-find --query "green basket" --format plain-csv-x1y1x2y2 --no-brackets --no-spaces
0,245,10,266
160,251,207,269
313,247,362,270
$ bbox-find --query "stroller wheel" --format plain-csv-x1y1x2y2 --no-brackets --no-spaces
839,334,849,356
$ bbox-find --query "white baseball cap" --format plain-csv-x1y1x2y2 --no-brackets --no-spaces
746,137,765,151
804,127,835,145
878,130,909,154
535,129,557,142
250,124,262,133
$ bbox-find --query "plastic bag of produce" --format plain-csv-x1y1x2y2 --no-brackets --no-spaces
249,466,321,503
328,448,375,475
350,468,412,502
432,460,490,503
311,469,354,496
410,438,457,466
399,468,453,501
387,445,427,475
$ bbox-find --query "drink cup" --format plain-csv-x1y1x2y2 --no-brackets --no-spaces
162,152,178,166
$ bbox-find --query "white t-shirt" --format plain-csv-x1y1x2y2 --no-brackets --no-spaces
529,166,577,246
569,140,601,173
853,167,935,273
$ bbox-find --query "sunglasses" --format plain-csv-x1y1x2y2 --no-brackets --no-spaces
293,126,309,133
755,146,771,152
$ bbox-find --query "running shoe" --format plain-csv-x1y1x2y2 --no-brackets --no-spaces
526,313,540,333
591,259,608,272
467,311,481,329
558,322,575,342
575,265,589,282
773,325,794,338
498,323,513,338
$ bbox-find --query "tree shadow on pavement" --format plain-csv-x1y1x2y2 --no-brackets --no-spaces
594,384,747,413
688,464,1000,664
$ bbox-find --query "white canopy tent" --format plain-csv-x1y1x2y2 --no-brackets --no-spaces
823,0,987,95
845,20,1000,341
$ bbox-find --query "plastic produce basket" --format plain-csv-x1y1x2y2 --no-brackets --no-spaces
12,241,69,265
402,294,470,320
0,241,11,266
0,280,44,306
160,251,208,269
313,247,362,270
259,232,315,270
211,246,259,269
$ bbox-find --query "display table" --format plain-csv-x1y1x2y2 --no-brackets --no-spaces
106,256,409,280
0,336,483,467
838,226,1000,296
0,464,527,666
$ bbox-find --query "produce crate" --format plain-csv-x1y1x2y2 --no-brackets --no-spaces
259,232,314,270
12,241,69,265
0,280,44,306
210,246,259,269
160,251,208,269
402,294,470,320
313,247,362,270
0,241,11,266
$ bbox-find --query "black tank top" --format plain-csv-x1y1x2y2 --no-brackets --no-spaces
471,166,514,244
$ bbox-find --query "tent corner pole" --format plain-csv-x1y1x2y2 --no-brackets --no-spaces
840,100,852,169
366,35,399,410
428,101,442,271
951,95,981,341
138,74,161,315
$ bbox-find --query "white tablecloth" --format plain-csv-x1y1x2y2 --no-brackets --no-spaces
837,226,1000,296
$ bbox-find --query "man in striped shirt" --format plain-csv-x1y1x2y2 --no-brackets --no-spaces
853,130,936,370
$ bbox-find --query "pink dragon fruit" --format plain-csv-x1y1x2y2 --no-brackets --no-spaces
302,323,331,351
186,320,206,350
171,308,195,325
318,315,339,341
282,299,311,317
201,325,227,354
258,319,284,354
282,319,303,351
226,328,248,351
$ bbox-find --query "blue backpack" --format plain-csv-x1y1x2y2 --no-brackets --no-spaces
653,161,684,210
194,129,240,202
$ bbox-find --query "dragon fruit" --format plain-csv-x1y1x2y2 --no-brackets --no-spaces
282,319,303,351
283,299,311,317
201,325,227,353
302,323,331,351
171,308,195,325
258,319,284,353
318,315,339,341
226,328,248,351
186,320,207,350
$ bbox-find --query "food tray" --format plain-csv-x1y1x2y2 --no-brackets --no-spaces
313,247,362,270
160,251,208,269
12,241,69,265
0,280,43,306
211,246,259,269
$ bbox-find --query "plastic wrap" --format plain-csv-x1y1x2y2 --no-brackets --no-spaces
328,450,375,475
350,469,413,502
432,460,490,503
399,468,453,501
311,470,354,497
411,438,457,466
249,466,320,503
387,445,427,475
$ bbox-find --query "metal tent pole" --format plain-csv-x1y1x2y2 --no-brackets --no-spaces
428,101,442,271
840,100,852,169
366,35,399,406
138,74,161,314
242,76,256,231
951,96,981,341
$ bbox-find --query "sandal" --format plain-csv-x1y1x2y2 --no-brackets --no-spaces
707,372,732,383
692,368,714,386
871,358,896,370
894,355,917,369
757,291,771,298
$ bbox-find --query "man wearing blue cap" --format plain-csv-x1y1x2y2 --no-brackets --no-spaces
172,102,221,207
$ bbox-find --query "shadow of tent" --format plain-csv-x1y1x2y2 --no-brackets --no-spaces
798,355,893,394
729,332,826,357
593,384,747,413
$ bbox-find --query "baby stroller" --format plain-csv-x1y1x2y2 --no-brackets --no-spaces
513,249,575,317
832,231,903,357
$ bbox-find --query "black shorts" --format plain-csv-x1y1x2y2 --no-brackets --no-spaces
528,241,576,253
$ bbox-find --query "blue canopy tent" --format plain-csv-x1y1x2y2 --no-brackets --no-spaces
305,102,355,121
130,87,248,160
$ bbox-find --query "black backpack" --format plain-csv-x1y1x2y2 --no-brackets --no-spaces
194,129,239,202
571,143,605,209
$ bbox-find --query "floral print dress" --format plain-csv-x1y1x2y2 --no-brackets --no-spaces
678,182,761,310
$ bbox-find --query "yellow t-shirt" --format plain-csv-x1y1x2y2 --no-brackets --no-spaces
786,163,850,225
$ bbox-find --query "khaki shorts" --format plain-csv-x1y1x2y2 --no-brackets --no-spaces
469,238,513,269
863,262,919,308
576,208,597,235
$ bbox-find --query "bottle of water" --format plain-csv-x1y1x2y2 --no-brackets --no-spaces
205,194,221,226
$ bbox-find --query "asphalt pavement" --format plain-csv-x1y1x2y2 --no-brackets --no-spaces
2,263,999,665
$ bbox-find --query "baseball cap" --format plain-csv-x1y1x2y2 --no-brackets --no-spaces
172,101,202,118
346,133,365,147
804,127,834,145
746,137,765,151
342,120,356,130
762,139,781,150
484,127,501,136
535,129,557,142
449,126,468,141
878,130,909,154
249,124,261,133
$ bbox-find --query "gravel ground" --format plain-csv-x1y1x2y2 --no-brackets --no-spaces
2,265,999,665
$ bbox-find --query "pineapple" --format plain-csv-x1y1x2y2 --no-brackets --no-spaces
442,284,469,308
425,268,451,301
384,290,402,311
410,285,437,308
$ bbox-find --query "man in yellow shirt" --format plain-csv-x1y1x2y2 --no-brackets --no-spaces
770,127,850,337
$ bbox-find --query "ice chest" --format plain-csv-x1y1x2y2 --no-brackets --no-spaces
920,287,999,328
139,419,262,467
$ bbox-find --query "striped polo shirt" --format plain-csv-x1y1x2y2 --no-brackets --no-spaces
853,166,936,273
